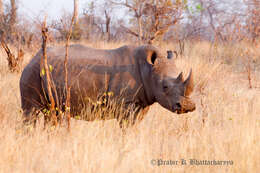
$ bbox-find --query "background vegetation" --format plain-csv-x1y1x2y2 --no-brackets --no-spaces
0,0,259,172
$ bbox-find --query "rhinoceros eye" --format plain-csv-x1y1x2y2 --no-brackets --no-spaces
163,84,169,90
162,80,170,91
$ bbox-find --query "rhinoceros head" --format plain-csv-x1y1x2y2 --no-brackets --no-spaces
140,45,196,114
156,70,196,114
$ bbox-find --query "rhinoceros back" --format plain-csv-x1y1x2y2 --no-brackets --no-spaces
20,44,143,117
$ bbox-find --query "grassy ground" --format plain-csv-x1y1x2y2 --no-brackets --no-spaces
0,41,259,173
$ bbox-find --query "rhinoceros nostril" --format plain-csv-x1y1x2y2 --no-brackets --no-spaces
173,103,181,112
176,103,181,109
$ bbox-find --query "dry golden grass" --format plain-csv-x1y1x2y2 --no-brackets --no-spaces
0,41,259,173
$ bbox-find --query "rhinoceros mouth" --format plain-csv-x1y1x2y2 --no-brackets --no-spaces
176,108,195,114
175,105,196,114
174,97,196,114
176,110,186,114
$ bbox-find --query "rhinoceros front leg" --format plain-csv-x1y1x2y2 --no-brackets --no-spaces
23,107,41,127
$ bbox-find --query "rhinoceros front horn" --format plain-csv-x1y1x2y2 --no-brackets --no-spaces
183,69,194,96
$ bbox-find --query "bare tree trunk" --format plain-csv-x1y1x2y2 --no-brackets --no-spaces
0,0,3,16
10,0,17,26
10,0,17,41
64,9,76,130
74,0,79,25
138,16,143,44
105,10,111,41
41,21,58,127
1,38,24,72
0,0,3,25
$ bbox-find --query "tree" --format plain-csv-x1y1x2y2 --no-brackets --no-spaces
0,0,3,27
0,0,3,16
112,0,185,44
142,0,184,44
112,0,147,44
100,1,113,41
74,0,79,25
104,9,111,41
245,0,260,43
10,0,17,34
82,1,105,40
72,0,81,40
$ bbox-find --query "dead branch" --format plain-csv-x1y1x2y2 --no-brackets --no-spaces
114,0,184,44
120,25,141,38
246,56,253,89
64,8,76,130
41,20,57,127
112,0,145,44
104,10,111,41
1,36,23,72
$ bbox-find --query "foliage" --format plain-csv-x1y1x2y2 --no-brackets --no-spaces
0,41,260,172
113,0,187,44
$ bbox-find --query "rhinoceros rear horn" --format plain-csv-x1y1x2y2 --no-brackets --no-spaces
183,69,194,96
176,72,184,82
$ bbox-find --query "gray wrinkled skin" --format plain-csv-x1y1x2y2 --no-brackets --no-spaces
20,44,195,125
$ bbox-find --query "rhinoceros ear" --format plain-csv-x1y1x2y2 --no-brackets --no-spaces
184,69,194,96
146,51,157,65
